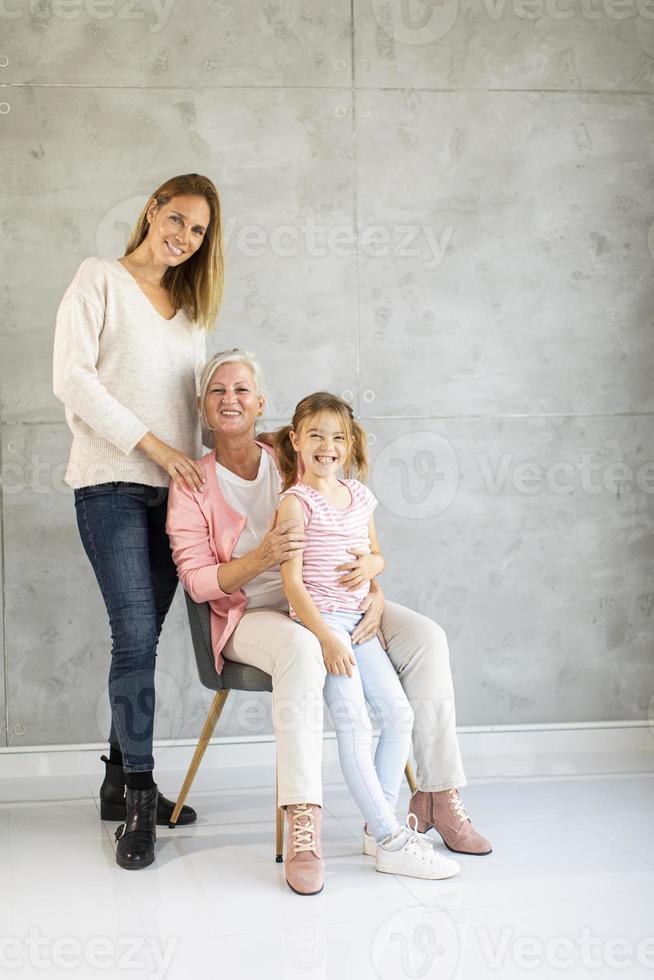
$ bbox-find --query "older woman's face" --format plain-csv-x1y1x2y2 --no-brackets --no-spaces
204,362,265,438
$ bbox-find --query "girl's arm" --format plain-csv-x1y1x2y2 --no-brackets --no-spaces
276,495,356,677
348,516,386,646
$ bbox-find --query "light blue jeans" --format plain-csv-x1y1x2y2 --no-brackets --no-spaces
315,609,415,842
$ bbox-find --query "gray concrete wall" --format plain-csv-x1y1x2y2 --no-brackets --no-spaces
1,1,653,748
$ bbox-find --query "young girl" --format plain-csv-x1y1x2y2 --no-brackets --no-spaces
273,392,460,881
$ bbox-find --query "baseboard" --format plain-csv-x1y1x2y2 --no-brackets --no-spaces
0,722,652,785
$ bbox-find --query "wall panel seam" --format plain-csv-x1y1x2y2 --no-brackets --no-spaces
2,83,654,98
0,430,7,747
350,0,361,414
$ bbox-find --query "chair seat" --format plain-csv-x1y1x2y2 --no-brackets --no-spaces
220,660,273,692
184,591,273,692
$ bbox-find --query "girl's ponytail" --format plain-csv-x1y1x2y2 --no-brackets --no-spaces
272,425,299,492
348,420,369,483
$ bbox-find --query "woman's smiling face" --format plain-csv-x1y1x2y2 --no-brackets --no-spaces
146,193,210,267
204,362,265,438
290,411,349,479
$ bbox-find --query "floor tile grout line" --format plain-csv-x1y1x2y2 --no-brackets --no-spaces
562,811,654,871
392,873,435,908
418,882,654,917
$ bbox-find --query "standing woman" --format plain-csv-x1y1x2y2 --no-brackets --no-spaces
53,174,224,871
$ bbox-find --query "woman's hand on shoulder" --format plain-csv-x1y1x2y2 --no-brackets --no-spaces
137,432,206,493
256,519,305,568
256,496,306,569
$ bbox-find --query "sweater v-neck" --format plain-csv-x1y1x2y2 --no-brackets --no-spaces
110,258,180,322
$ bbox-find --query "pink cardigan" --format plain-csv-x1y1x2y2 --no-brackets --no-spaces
166,441,280,673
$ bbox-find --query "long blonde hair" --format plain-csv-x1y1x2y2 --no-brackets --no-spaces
273,392,369,492
124,173,224,330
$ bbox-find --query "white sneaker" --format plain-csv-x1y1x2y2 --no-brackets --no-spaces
374,814,460,880
363,827,377,857
363,821,438,857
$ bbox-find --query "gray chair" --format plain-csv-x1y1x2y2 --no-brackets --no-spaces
169,592,418,862
168,592,284,861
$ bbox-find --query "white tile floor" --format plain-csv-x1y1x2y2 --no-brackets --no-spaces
2,769,654,979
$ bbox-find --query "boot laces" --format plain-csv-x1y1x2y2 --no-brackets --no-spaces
448,789,469,823
291,804,317,853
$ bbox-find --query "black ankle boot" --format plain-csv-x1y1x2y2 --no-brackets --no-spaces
115,785,158,870
99,755,197,826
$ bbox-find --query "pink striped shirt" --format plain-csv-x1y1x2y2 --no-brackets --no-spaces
279,479,378,617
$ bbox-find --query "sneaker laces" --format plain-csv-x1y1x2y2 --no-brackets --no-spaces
447,789,469,823
405,813,435,854
291,804,317,854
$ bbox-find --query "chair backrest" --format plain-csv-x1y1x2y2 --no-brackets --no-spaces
183,592,274,694
184,591,223,691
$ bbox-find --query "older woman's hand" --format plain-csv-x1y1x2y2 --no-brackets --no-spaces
351,588,387,648
256,519,306,568
336,549,384,590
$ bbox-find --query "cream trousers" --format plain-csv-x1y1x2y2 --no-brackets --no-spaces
221,599,466,808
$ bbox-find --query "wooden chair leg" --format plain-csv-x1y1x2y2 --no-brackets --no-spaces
404,760,417,795
275,768,284,863
169,689,230,828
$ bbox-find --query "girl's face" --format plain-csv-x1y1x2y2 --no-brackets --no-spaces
203,362,265,438
146,193,210,267
291,411,350,479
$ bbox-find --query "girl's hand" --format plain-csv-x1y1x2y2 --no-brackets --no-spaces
256,519,305,569
320,633,357,677
138,433,206,493
335,549,383,590
351,591,387,649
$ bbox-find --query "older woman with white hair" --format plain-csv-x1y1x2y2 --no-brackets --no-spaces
166,348,491,896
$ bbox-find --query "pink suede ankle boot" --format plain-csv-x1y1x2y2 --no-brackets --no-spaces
284,803,324,895
409,788,492,855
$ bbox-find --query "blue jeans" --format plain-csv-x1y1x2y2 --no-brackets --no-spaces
317,610,415,842
74,482,179,772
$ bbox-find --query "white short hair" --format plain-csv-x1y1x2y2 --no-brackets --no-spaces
198,348,265,434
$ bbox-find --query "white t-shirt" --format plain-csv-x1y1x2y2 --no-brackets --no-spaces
215,449,287,610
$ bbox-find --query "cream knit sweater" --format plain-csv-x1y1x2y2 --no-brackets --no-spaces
53,257,206,489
